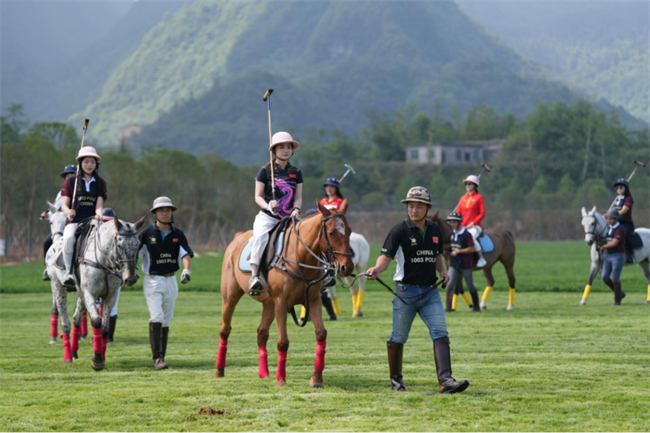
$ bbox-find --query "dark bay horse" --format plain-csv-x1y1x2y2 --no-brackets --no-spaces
215,201,354,387
431,212,517,310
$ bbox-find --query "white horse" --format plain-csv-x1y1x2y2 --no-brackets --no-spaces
579,206,650,305
44,202,67,343
344,232,370,317
46,214,144,369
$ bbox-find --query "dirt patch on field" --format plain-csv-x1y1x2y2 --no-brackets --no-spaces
198,407,227,416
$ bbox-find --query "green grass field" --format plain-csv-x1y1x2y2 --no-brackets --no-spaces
1,242,649,431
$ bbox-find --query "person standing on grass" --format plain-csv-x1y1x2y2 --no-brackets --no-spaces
365,186,469,394
138,197,194,370
445,211,481,313
600,209,626,306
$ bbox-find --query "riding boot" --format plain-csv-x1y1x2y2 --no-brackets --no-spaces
612,282,625,306
470,291,481,312
62,252,76,289
434,337,469,394
320,291,337,321
108,315,117,342
604,280,615,292
149,322,168,370
386,340,406,391
248,266,265,296
626,253,635,264
162,327,169,362
445,287,455,312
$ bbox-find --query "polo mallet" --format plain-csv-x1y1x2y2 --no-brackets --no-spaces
70,119,90,220
263,89,277,214
339,163,356,183
627,161,646,182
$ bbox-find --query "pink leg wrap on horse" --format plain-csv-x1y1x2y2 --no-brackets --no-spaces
101,336,108,360
81,312,88,335
258,347,269,378
216,338,228,369
92,327,102,355
276,350,288,381
99,305,104,318
71,326,81,353
314,340,326,372
61,334,72,362
50,314,58,337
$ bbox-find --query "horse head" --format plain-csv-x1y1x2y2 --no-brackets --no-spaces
111,216,146,286
316,199,354,276
581,206,603,246
47,201,67,241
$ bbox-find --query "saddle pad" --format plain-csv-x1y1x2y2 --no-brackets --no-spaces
630,232,643,250
54,251,66,270
478,234,495,253
238,232,285,273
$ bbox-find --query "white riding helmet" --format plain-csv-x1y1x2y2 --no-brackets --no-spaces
463,175,480,186
270,131,300,152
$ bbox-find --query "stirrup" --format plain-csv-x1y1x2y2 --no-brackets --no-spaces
249,276,266,296
323,273,336,288
63,274,76,289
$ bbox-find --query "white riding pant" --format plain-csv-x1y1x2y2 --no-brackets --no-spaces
63,223,78,254
467,226,483,253
249,211,279,267
143,275,178,326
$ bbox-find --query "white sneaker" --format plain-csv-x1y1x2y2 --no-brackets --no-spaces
476,257,487,268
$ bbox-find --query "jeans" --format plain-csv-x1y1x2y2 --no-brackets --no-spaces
390,283,448,344
602,252,625,284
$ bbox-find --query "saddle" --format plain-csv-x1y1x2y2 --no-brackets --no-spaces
628,231,643,250
54,218,97,285
238,217,293,274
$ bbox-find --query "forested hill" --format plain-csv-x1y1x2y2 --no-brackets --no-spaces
69,0,623,165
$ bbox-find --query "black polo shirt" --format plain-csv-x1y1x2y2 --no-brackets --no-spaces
256,162,303,219
380,218,443,286
138,224,194,275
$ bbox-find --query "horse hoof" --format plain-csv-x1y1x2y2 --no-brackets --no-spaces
80,334,87,341
579,299,587,305
260,375,271,380
72,351,79,359
64,359,73,364
646,300,650,305
91,355,105,371
506,305,514,311
214,369,225,378
49,337,58,344
309,379,323,388
277,379,287,387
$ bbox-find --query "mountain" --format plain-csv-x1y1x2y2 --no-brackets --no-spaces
0,0,189,121
456,0,649,122
70,0,644,165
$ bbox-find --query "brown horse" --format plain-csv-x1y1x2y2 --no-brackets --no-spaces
215,201,354,387
430,212,517,310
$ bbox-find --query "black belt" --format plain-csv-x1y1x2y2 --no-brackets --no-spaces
396,281,437,289
151,272,175,277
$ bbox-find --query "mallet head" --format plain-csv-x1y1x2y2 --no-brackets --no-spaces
482,163,491,172
344,163,357,175
635,161,646,167
263,89,274,101
83,119,90,130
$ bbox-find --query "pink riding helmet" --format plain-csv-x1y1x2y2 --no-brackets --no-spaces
270,131,300,152
76,146,101,162
463,175,479,186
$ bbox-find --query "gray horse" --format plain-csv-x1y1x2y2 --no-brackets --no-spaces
46,213,144,369
580,206,650,305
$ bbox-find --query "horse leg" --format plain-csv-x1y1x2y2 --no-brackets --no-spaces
53,281,72,363
80,311,88,340
82,289,105,371
580,259,600,305
275,299,289,387
347,276,359,317
503,260,516,311
49,287,59,344
70,296,85,359
309,294,327,388
257,303,275,379
100,289,118,362
356,268,366,317
639,260,650,304
214,282,244,378
480,266,496,310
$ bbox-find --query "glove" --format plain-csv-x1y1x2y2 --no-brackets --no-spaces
180,269,191,284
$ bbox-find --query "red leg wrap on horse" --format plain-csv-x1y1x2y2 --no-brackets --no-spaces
81,312,88,335
276,350,288,381
92,327,102,355
71,326,81,353
101,336,108,360
50,314,58,337
61,334,72,362
216,338,228,369
99,305,104,317
258,347,269,378
314,340,326,372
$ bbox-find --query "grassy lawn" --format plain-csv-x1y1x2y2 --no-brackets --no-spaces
1,241,649,431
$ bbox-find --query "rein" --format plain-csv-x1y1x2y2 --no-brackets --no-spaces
336,272,443,305
79,221,138,281
272,213,351,327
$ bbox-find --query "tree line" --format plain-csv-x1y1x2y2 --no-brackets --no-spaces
1,99,648,257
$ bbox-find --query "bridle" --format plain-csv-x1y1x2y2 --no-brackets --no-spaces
272,213,352,327
584,214,607,245
80,221,139,280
